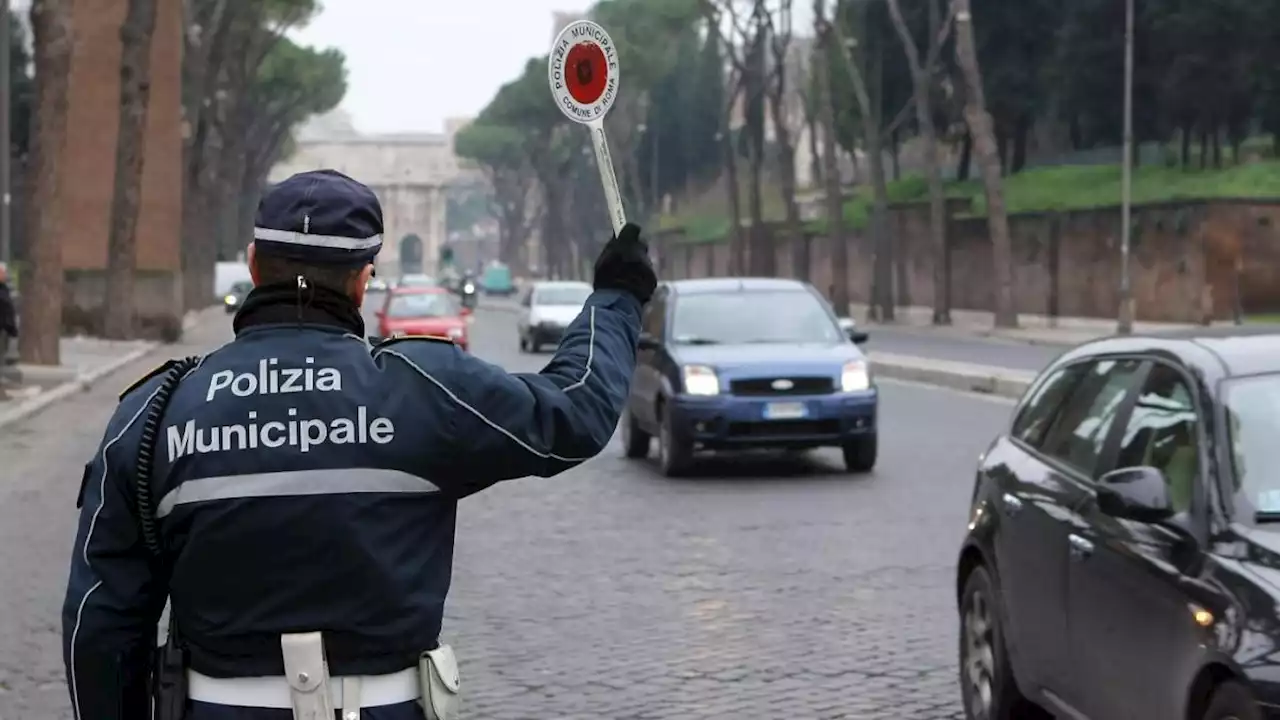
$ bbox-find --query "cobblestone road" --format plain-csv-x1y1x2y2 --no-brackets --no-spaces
0,304,1016,719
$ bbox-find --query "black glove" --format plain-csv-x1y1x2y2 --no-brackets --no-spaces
593,222,657,305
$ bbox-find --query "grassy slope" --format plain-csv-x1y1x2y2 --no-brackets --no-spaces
664,160,1280,244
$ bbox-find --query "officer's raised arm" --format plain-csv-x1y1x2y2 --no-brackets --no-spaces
380,223,655,492
61,378,170,719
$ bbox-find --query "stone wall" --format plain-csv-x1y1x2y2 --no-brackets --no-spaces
653,198,1280,323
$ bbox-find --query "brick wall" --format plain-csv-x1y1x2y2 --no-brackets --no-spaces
653,199,1280,323
55,0,183,338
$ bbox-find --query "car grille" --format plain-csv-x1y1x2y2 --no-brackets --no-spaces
729,376,835,396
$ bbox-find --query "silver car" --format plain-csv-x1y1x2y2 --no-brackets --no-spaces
517,280,593,353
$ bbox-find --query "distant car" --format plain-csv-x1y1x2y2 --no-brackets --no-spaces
395,274,437,289
955,328,1280,720
366,276,389,293
375,286,471,351
481,263,515,296
223,280,253,314
621,277,874,477
516,280,593,353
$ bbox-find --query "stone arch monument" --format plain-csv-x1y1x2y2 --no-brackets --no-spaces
399,233,424,275
270,131,465,278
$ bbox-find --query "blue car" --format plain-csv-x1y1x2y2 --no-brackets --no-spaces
622,277,876,476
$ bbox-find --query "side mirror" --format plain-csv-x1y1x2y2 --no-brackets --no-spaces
837,317,867,344
460,306,473,317
637,333,660,350
374,309,385,319
1097,466,1174,523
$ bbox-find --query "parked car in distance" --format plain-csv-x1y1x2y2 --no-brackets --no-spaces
374,286,471,351
223,280,253,314
621,277,874,477
956,327,1280,720
516,280,593,353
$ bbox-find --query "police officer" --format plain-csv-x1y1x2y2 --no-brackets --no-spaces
61,169,656,720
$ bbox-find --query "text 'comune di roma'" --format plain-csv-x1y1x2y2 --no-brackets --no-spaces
167,357,396,461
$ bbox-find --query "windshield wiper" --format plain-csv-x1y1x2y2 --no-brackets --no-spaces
673,336,720,345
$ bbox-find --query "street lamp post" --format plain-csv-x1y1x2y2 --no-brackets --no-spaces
1117,0,1135,334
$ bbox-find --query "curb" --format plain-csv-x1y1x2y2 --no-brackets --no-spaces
868,352,1034,399
0,342,160,431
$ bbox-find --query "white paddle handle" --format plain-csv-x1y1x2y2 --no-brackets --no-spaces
588,119,626,235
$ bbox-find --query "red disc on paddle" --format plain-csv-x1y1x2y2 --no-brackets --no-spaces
564,42,609,105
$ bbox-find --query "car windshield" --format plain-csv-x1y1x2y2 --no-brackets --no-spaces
399,275,435,287
386,292,458,318
231,281,252,295
535,286,591,306
1223,374,1280,515
671,290,842,345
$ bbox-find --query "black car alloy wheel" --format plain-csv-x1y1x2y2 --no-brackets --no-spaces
959,566,1044,720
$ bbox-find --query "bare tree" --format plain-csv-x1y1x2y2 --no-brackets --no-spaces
952,0,1016,327
814,0,848,315
827,0,894,321
102,0,160,339
762,0,807,280
700,2,748,273
885,0,954,324
19,0,74,365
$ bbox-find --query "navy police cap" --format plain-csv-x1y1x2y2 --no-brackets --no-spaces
253,169,383,266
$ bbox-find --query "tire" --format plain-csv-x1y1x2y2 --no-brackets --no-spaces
1203,680,1261,720
841,434,878,473
657,402,694,477
959,566,1048,720
518,334,529,353
622,411,651,459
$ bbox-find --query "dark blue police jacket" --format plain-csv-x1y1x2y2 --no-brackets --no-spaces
60,286,642,719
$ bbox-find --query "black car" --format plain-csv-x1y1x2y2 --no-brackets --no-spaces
621,278,875,477
957,327,1280,720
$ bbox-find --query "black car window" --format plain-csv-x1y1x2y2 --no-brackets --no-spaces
1114,363,1198,514
1041,359,1144,478
1011,364,1088,449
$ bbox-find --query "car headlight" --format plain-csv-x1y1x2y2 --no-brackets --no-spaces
463,283,475,293
447,326,465,339
224,294,237,304
841,360,871,392
682,365,720,396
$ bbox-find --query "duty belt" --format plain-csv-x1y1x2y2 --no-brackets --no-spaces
187,667,419,709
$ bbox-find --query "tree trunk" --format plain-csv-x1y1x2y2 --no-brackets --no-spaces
19,0,73,365
815,0,847,317
831,5,893,321
885,0,950,323
103,0,159,340
721,123,745,275
767,35,805,281
957,132,972,180
952,0,1016,328
806,101,822,186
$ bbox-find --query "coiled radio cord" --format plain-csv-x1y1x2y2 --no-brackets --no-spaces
135,356,201,558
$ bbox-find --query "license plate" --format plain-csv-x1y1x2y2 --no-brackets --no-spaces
763,402,808,420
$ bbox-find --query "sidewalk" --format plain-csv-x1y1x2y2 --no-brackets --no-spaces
846,303,1257,348
0,307,221,430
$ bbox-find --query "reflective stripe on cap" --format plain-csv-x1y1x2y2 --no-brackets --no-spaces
254,226,383,251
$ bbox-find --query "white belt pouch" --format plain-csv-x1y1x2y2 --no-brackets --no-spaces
417,644,461,720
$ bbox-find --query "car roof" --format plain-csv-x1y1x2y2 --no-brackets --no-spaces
665,277,812,295
389,285,447,295
1060,325,1280,378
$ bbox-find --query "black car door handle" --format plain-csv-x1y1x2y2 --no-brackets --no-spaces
1001,492,1024,515
1068,533,1094,560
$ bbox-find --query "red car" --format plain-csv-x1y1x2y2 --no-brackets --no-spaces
375,286,472,351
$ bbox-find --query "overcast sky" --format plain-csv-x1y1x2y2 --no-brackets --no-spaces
292,0,817,136
292,0,598,134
